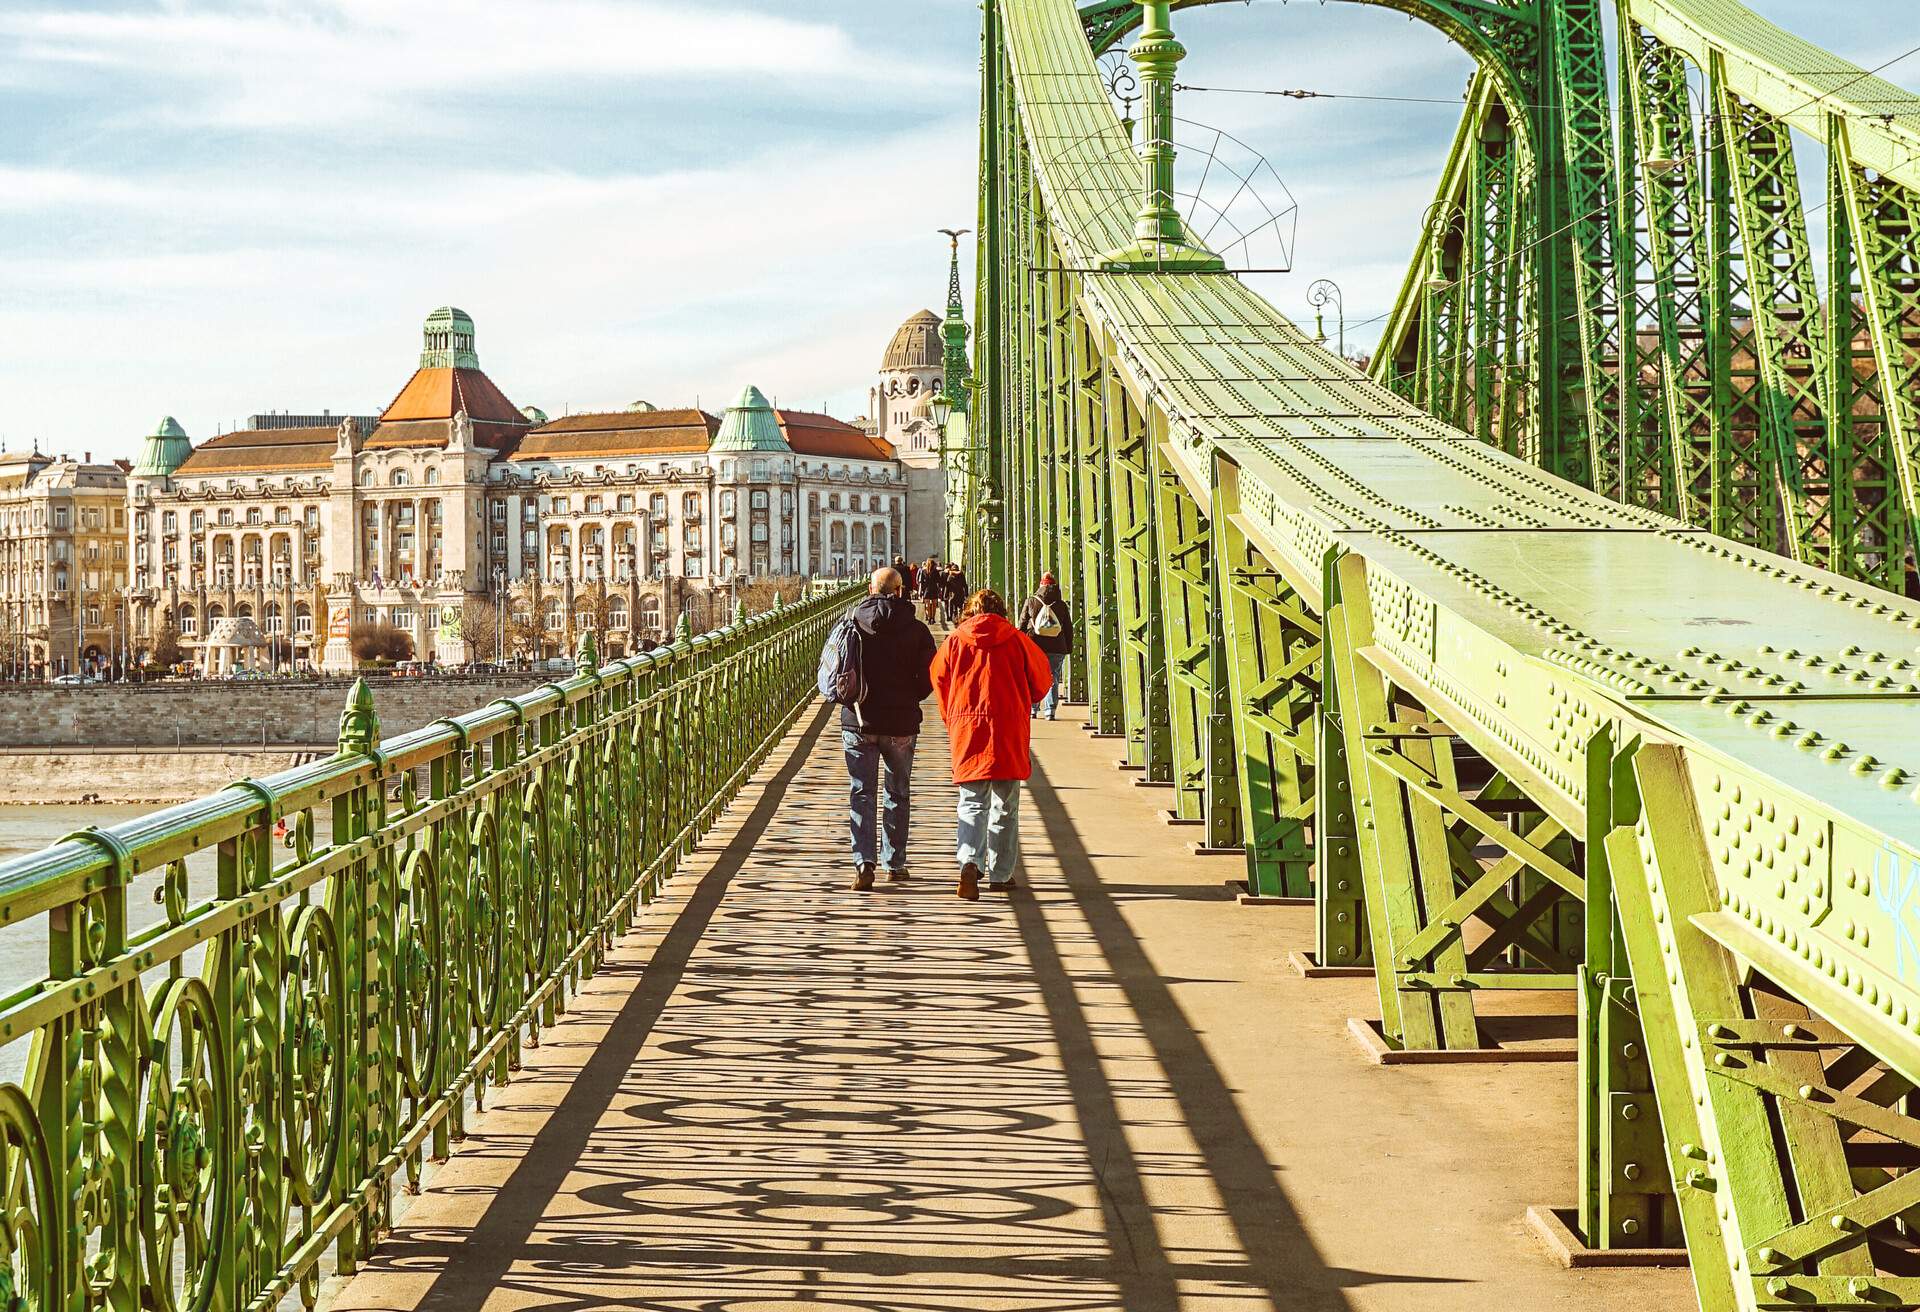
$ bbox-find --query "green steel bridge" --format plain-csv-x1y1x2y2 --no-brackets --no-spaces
0,1,1917,1310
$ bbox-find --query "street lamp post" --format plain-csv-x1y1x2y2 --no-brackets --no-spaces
1307,278,1345,358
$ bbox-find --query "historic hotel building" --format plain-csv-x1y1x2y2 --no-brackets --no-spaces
125,307,910,671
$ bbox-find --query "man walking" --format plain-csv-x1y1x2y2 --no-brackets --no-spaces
840,567,936,890
1017,571,1075,721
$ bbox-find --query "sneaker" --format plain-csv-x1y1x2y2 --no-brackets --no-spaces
957,863,981,901
854,863,875,891
888,867,910,882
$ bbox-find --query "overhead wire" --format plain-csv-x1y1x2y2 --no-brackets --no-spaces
1179,41,1920,343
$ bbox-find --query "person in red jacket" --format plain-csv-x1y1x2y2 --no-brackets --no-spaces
930,587,1053,899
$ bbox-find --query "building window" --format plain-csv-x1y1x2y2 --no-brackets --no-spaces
751,490,768,510
191,510,205,531
616,494,634,512
247,508,263,525
218,509,234,527
586,495,603,514
305,506,320,529
544,599,564,631
293,604,313,635
650,493,667,518
720,490,736,516
491,502,507,522
179,609,197,636
390,470,410,487
425,467,440,485
393,608,413,628
552,496,570,514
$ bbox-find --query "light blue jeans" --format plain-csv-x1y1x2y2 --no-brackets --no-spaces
1037,652,1066,719
844,731,915,870
956,779,1021,885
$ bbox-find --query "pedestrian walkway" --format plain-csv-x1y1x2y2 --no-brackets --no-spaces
333,701,1694,1311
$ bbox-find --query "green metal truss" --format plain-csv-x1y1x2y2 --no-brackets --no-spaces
988,1,1920,1305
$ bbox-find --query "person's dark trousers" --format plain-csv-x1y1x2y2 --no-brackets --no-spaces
844,730,915,870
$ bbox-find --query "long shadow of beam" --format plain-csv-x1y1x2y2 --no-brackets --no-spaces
1024,759,1463,1308
396,704,833,1311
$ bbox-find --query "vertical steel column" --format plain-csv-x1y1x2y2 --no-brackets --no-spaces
1106,379,1171,780
1215,456,1317,897
1716,77,1832,570
1322,554,1477,1051
1148,428,1214,824
979,6,1011,593
1578,731,1680,1251
1076,323,1125,734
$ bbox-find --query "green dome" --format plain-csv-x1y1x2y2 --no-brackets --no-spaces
133,416,192,477
421,306,479,369
710,385,790,453
521,405,550,425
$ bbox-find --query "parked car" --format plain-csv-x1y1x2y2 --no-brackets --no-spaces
49,673,85,687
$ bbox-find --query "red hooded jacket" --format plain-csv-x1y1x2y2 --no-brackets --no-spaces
931,613,1054,783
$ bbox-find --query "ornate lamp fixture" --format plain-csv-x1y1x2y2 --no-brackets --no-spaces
1099,2,1225,273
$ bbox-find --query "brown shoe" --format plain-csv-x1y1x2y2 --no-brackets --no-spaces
957,863,981,901
888,867,910,882
854,863,875,891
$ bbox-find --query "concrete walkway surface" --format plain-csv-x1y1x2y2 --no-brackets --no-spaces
332,697,1694,1312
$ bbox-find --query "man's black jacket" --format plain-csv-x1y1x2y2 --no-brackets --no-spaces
844,594,936,736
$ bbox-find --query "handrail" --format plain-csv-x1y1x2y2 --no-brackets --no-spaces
0,584,856,1312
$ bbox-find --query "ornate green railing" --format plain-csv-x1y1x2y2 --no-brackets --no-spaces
0,587,851,1312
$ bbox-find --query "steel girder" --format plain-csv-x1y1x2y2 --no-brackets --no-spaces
992,2,1920,1305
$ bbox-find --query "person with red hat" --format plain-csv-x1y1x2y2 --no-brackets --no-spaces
1017,570,1075,721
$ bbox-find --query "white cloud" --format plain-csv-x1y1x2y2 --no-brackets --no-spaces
0,0,968,129
0,119,976,453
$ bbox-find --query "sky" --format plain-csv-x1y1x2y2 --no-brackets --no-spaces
0,0,1913,460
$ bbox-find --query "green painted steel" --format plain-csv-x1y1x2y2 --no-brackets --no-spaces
0,591,850,1312
990,0,1920,1305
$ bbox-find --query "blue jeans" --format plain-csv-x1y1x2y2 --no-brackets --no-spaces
1037,652,1066,719
956,779,1021,885
844,731,915,870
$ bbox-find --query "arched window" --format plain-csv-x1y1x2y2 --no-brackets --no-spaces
424,467,440,485
236,603,253,620
390,470,409,487
207,604,225,622
608,598,628,630
850,523,867,553
178,606,198,636
293,603,314,635
263,601,283,634
544,599,564,631
640,595,662,635
907,378,919,395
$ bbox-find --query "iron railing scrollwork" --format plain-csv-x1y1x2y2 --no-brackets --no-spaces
0,585,853,1312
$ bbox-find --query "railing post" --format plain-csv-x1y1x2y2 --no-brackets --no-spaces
330,677,380,1276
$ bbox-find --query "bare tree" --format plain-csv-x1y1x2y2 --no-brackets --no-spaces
459,595,500,663
350,622,413,665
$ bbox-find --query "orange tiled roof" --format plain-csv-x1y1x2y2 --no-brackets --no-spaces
508,409,720,461
382,366,525,423
776,410,895,461
175,426,336,475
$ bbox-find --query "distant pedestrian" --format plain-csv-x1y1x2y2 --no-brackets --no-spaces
917,557,944,625
931,588,1052,899
893,555,915,594
1017,571,1075,721
943,562,969,624
825,567,936,890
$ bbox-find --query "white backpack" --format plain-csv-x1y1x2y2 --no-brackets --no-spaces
1031,600,1063,639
